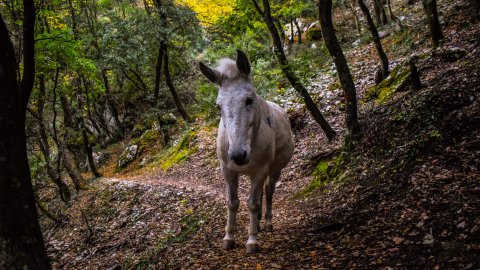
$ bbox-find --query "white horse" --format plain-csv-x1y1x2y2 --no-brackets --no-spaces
199,50,294,253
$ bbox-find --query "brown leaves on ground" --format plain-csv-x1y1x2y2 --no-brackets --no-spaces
40,1,480,269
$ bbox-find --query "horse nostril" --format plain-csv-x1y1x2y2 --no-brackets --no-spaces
243,151,247,159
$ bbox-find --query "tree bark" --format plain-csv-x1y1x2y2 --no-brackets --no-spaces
153,43,165,102
319,0,361,143
252,0,337,141
36,74,71,203
373,0,382,25
294,19,302,44
101,70,122,132
349,0,362,35
423,0,444,48
358,0,390,78
409,57,423,90
76,82,102,178
386,0,397,21
163,46,192,122
0,6,52,269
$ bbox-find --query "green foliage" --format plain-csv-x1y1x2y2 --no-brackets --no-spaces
305,27,322,41
196,83,219,123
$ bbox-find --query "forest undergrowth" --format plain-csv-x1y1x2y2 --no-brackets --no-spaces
37,1,480,269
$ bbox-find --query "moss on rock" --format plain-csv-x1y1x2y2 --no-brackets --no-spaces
295,153,348,198
116,129,161,170
159,130,198,171
364,64,410,104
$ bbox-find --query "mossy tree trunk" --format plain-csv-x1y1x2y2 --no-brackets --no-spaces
422,0,444,48
319,0,361,144
358,0,390,78
252,0,337,141
0,4,52,269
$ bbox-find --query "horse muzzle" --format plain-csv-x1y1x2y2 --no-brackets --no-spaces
229,150,249,166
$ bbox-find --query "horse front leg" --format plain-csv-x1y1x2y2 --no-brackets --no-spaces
246,170,268,253
223,169,239,250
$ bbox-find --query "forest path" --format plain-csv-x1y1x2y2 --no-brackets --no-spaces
94,117,341,269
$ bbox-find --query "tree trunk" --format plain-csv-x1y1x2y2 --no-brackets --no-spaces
349,0,362,35
373,0,382,25
319,0,361,143
252,0,337,141
153,43,165,102
409,57,423,90
423,0,444,48
0,7,52,269
163,46,191,122
36,74,71,203
289,20,295,45
358,0,390,78
101,70,122,132
386,0,397,21
379,0,388,24
76,83,101,178
294,19,302,44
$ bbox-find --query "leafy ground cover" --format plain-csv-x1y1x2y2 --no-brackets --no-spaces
39,0,480,269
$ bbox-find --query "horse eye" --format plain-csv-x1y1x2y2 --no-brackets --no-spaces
245,98,253,106
216,104,221,110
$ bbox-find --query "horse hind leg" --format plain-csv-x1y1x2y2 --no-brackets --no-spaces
223,170,239,250
246,171,268,254
265,171,281,232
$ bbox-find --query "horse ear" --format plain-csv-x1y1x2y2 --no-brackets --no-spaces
236,50,251,77
199,62,221,85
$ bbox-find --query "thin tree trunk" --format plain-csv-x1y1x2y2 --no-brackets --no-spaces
379,0,388,24
423,0,444,48
163,46,191,122
409,57,423,90
0,6,52,269
35,194,59,222
252,0,337,140
101,70,122,132
76,83,101,177
358,0,390,78
36,74,71,203
294,19,302,44
273,18,286,47
349,0,362,35
386,0,397,21
373,0,382,25
319,0,361,143
60,94,75,129
153,43,165,102
289,20,295,45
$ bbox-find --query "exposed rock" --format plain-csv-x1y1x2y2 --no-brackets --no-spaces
117,145,139,169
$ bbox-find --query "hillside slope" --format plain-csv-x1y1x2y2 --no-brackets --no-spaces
40,1,480,269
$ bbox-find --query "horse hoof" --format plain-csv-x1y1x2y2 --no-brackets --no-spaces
246,243,259,254
222,240,235,250
265,224,273,232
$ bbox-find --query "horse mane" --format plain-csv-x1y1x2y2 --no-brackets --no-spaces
217,58,240,80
